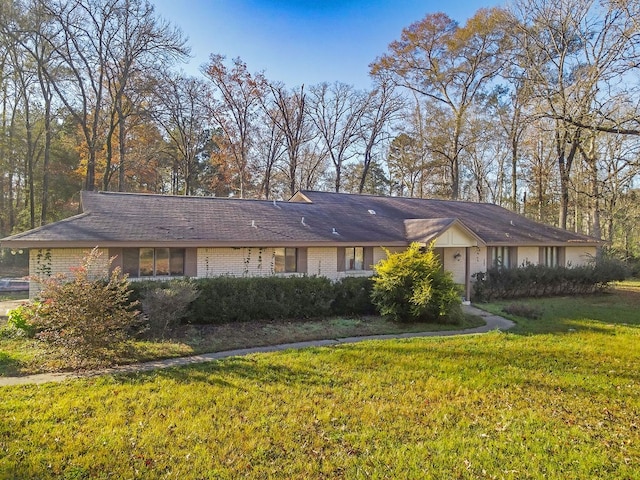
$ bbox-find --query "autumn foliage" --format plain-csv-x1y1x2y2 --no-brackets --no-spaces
24,249,141,365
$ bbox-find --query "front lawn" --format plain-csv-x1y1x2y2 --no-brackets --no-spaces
479,279,640,334
0,281,639,478
1,323,639,478
0,313,485,376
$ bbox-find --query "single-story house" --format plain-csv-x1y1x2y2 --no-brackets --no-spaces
0,190,602,300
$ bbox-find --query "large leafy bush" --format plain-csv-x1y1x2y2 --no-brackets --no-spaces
24,248,141,364
371,243,462,323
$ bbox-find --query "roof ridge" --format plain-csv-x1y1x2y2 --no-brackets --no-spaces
299,189,499,207
86,190,293,204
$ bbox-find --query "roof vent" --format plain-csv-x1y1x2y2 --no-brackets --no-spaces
251,220,257,228
368,209,376,215
510,220,515,226
301,217,307,226
332,228,339,235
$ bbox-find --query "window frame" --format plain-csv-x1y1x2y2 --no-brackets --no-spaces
122,247,186,278
345,246,365,271
274,247,298,273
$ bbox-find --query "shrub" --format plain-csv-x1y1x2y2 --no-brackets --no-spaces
6,304,37,337
26,248,141,363
186,275,334,324
473,257,629,301
330,276,376,316
371,243,463,324
140,280,199,338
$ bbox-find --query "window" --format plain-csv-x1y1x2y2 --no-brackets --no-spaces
491,246,512,269
122,248,185,277
345,247,364,271
541,246,560,267
274,248,297,273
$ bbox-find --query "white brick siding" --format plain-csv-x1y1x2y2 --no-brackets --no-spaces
197,247,279,277
307,247,338,278
28,248,110,297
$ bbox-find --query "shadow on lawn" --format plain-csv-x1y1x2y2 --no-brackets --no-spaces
111,354,338,389
0,351,24,377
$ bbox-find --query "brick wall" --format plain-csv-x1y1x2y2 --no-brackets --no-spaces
28,248,110,297
197,247,277,277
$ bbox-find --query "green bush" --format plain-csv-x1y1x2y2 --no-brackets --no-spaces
371,243,463,324
26,248,141,363
331,276,376,316
5,304,36,338
473,257,629,301
187,275,334,324
140,279,200,338
131,275,376,325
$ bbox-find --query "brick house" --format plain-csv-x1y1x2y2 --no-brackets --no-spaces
0,190,602,300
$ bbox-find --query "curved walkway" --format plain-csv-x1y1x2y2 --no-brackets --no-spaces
0,305,514,387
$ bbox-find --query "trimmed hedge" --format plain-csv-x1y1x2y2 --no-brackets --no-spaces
473,259,629,301
130,275,375,324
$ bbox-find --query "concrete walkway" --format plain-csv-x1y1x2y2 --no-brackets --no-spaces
0,304,514,387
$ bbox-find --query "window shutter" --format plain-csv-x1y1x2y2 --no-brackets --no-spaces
297,248,308,273
337,247,345,272
185,248,198,276
510,247,518,268
364,247,374,270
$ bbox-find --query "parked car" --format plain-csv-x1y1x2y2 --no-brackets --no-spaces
0,278,29,292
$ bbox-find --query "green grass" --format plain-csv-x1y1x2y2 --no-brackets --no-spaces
1,282,639,478
479,280,640,334
1,326,639,478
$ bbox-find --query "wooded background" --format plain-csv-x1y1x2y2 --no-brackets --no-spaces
1,0,639,262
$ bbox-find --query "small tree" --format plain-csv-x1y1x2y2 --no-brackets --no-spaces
371,243,462,323
140,280,199,338
26,248,141,364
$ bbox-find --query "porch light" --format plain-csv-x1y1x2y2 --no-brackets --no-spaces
453,251,462,261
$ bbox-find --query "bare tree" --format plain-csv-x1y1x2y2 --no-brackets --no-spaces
509,0,640,228
202,55,266,198
357,77,405,194
308,82,368,192
262,82,310,196
150,73,210,195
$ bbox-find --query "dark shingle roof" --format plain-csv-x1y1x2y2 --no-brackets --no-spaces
0,190,602,248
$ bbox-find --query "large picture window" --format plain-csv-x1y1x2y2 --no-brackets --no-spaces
274,248,297,273
345,247,364,270
122,248,185,277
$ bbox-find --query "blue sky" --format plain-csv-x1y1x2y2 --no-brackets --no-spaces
152,0,503,89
